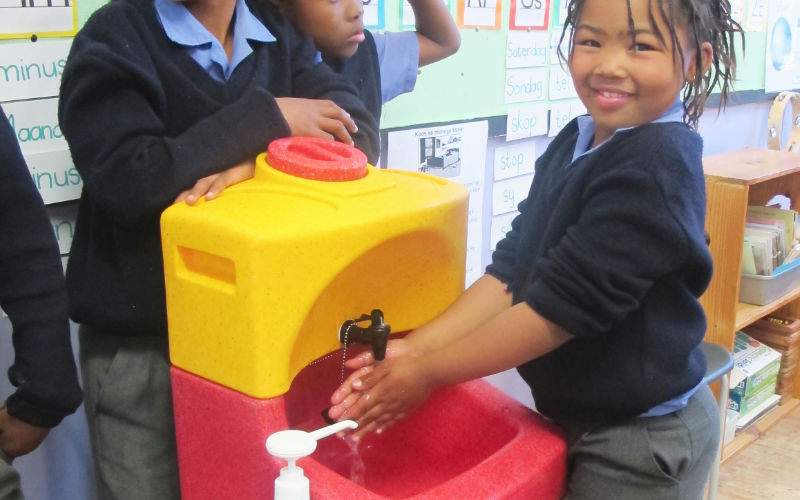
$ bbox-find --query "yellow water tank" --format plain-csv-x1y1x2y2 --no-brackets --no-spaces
161,138,468,398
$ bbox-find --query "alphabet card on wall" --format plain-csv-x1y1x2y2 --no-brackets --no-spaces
729,0,744,26
0,39,71,101
556,0,568,25
746,0,767,32
548,63,576,100
363,0,385,30
490,211,516,251
47,201,78,255
509,0,549,31
505,102,548,141
506,31,548,68
548,98,586,137
0,0,77,38
493,140,535,181
3,98,64,155
492,174,532,216
549,26,569,62
23,149,82,204
458,0,501,30
504,67,547,103
2,98,82,203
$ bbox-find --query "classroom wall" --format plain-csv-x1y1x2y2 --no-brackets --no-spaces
1,1,798,499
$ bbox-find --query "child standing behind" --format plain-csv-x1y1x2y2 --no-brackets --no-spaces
58,0,378,498
329,1,742,499
277,0,461,124
0,105,82,500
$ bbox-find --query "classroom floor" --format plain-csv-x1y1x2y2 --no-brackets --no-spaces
717,403,800,500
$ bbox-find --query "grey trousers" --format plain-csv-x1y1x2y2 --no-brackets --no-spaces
560,385,720,500
79,326,181,500
0,450,23,500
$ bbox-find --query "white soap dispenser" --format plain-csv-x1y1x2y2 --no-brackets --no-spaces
266,420,358,500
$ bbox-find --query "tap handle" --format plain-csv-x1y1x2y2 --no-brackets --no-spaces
338,309,391,360
369,309,390,361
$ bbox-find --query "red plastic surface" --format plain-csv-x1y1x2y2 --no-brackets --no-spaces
266,137,368,181
172,353,566,500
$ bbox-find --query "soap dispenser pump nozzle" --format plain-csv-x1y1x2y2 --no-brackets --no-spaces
266,420,358,500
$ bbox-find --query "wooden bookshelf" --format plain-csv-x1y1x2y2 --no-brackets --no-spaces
722,398,799,462
701,148,800,460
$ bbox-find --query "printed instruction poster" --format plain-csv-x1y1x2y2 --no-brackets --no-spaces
386,120,488,287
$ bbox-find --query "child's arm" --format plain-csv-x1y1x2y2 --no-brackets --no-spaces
343,275,514,372
333,299,572,439
410,0,461,67
0,109,82,456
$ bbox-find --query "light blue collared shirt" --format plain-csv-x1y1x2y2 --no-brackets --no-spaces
568,98,703,417
571,98,685,162
155,0,274,82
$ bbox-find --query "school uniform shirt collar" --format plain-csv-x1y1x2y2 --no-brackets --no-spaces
155,0,274,81
572,98,684,162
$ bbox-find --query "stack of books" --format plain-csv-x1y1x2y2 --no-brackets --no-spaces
742,205,800,276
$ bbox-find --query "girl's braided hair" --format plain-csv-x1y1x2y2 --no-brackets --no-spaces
558,0,744,128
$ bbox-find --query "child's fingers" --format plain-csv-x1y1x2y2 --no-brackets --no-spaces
354,364,389,392
320,118,353,145
350,420,379,442
338,112,357,134
182,175,215,205
330,367,374,408
174,190,190,204
328,390,362,420
344,351,374,370
203,175,228,201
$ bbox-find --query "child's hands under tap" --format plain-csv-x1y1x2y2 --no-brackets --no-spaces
329,339,434,440
276,97,358,146
330,338,415,413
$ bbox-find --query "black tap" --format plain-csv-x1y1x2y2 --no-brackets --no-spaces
338,309,390,361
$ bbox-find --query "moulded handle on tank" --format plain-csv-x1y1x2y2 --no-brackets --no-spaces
266,420,358,500
339,309,390,361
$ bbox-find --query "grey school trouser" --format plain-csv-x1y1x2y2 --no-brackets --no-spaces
0,449,23,500
560,384,720,500
79,325,181,500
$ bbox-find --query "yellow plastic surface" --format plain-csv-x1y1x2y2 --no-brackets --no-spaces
161,153,468,398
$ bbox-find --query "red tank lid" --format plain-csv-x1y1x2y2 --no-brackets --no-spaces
266,137,368,181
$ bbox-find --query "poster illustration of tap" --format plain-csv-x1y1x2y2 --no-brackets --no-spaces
0,0,77,38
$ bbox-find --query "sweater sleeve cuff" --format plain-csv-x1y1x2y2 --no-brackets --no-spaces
5,391,79,428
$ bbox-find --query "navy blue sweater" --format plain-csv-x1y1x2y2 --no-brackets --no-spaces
486,120,712,424
1,107,82,427
58,0,379,336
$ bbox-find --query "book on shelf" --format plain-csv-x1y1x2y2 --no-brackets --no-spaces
747,205,796,254
743,205,799,276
